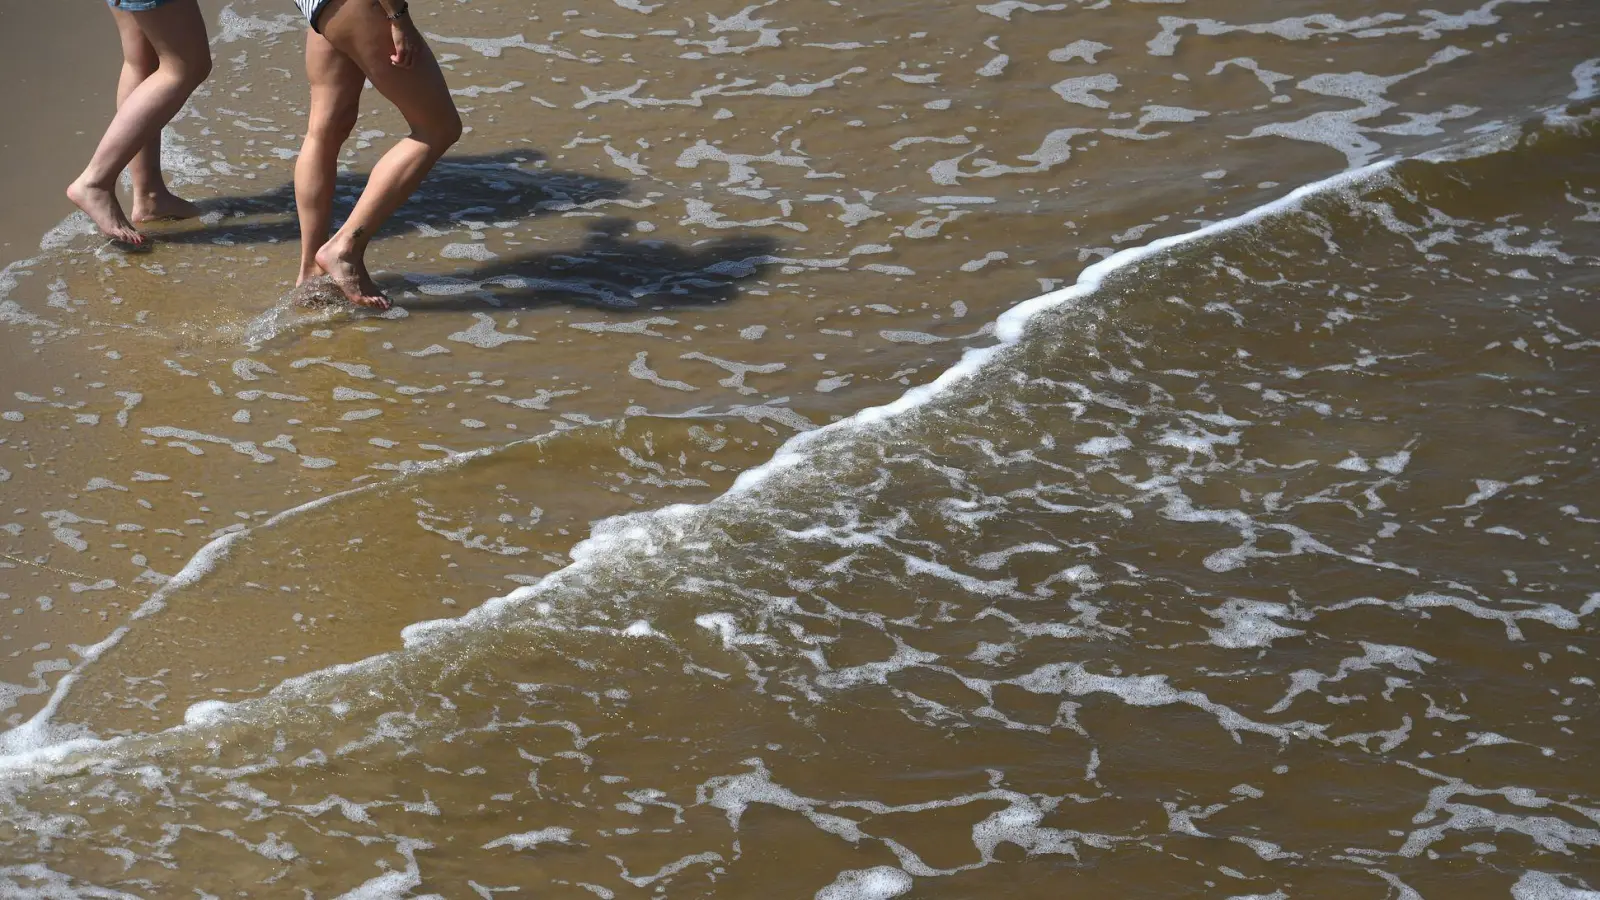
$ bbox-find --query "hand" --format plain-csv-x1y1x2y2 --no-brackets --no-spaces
390,18,418,68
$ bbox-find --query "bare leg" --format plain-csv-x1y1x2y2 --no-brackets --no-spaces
295,29,364,285
314,0,462,308
67,0,211,245
114,12,202,223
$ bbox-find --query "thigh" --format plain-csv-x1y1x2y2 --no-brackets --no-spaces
319,0,457,136
305,28,365,130
110,8,158,71
129,0,210,68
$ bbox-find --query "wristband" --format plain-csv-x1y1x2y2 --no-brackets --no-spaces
386,0,409,20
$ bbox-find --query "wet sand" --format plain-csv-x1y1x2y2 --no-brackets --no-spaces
0,2,123,252
0,1,122,445
0,0,1597,895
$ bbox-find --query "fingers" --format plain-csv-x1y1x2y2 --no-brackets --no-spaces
390,27,415,68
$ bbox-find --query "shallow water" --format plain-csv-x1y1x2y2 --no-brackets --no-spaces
0,0,1597,895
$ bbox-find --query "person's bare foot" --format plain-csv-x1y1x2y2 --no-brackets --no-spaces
314,237,391,310
131,190,202,223
66,179,145,246
289,275,345,308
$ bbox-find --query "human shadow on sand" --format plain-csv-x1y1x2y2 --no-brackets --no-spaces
176,148,784,311
363,217,782,311
154,150,629,247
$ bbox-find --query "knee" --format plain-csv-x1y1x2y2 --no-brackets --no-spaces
443,114,464,150
124,46,159,78
164,50,212,91
422,110,463,155
187,52,214,88
312,103,361,144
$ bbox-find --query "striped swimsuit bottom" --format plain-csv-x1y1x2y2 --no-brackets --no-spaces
293,0,334,30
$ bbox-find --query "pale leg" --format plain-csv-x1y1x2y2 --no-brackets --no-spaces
112,11,203,223
67,0,212,244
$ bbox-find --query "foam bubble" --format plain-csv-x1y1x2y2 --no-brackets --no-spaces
441,242,499,261
1204,600,1304,649
1052,74,1120,109
815,867,913,900
1572,59,1600,102
184,700,232,727
449,313,537,349
1515,872,1600,899
1050,40,1109,64
1076,435,1130,457
482,826,574,851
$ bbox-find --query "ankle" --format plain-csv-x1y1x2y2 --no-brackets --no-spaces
69,174,113,193
332,224,375,252
323,235,358,256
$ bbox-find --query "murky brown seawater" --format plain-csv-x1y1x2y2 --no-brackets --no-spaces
0,0,1597,896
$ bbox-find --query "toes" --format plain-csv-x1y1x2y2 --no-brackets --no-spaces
327,277,388,310
99,214,144,245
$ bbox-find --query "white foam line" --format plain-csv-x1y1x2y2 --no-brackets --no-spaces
0,162,1395,779
1571,58,1600,102
134,433,571,624
2,90,1592,784
131,480,383,621
726,159,1394,497
0,628,126,761
0,257,39,302
0,485,387,770
400,159,1395,647
0,434,576,776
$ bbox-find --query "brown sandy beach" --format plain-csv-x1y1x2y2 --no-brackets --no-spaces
0,2,123,253
0,0,1597,895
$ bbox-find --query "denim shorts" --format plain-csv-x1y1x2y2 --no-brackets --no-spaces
106,0,181,10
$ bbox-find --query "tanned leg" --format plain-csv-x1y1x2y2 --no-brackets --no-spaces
313,0,461,308
295,28,365,285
